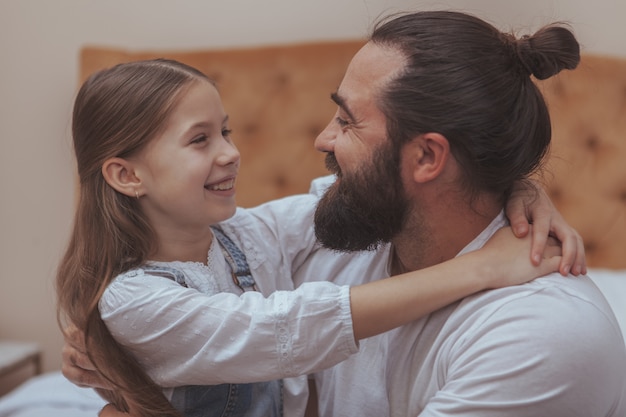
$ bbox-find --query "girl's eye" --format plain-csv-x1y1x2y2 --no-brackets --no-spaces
222,128,233,138
191,134,208,144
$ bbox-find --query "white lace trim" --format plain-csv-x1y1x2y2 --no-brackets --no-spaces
143,234,239,295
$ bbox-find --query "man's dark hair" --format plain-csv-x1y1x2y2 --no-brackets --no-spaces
370,10,580,203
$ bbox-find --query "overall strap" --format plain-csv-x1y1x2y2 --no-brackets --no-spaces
211,226,258,292
141,265,188,287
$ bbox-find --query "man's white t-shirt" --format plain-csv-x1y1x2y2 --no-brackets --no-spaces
293,194,626,417
383,213,626,416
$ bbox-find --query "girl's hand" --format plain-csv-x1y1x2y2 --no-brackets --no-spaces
505,179,586,276
479,226,563,289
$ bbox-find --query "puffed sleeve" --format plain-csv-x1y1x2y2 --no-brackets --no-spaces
99,270,357,387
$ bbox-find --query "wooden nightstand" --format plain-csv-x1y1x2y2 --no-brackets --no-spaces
0,341,41,378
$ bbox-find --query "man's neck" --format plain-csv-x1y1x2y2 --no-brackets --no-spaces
390,197,501,275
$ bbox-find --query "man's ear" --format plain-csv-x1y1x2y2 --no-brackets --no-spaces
101,157,142,198
409,132,451,183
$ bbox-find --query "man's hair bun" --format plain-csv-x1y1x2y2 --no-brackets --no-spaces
511,25,580,80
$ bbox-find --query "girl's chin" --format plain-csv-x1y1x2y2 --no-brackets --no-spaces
211,203,238,224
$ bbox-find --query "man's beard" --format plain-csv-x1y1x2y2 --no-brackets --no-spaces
314,142,410,252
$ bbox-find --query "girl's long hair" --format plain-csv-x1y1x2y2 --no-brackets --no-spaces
56,59,211,417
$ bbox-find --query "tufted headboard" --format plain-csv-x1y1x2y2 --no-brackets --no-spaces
79,43,626,269
536,56,626,269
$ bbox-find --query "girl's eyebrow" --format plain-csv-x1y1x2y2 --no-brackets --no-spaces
330,92,356,122
186,115,230,131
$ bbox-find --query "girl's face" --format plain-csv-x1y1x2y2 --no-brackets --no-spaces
131,80,240,235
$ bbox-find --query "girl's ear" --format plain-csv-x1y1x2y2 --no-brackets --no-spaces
409,132,451,183
102,157,142,198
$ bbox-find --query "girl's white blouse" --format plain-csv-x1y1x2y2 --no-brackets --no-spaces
99,188,358,416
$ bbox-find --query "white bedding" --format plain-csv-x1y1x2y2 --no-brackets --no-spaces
0,270,623,417
587,268,626,343
0,372,104,417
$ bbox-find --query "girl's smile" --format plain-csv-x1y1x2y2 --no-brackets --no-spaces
205,176,237,194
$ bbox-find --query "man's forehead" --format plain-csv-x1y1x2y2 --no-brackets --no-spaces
344,43,404,83
338,43,405,101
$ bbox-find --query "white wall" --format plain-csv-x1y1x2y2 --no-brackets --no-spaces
1,0,624,375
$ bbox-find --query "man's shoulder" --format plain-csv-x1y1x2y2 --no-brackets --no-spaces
388,273,626,417
465,273,610,313
449,273,623,348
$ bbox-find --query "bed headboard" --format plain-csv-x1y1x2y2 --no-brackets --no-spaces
79,43,626,269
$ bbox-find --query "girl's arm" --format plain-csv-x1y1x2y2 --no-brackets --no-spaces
351,226,561,339
225,177,583,294
62,226,561,389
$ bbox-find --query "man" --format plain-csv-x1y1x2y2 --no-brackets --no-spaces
64,10,623,417
293,10,626,417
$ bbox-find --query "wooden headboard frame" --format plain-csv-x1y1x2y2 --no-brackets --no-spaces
79,43,626,269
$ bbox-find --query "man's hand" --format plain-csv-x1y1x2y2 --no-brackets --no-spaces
99,404,131,417
62,324,112,389
506,179,586,276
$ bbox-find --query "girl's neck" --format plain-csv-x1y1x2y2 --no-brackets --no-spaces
150,228,214,264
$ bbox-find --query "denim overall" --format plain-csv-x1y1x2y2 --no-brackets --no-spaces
146,226,283,417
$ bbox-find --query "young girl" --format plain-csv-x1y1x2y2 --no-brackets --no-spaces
56,59,578,417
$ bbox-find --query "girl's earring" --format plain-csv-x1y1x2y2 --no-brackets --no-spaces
135,190,140,199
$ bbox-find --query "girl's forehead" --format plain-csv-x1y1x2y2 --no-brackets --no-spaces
133,80,226,156
166,80,226,124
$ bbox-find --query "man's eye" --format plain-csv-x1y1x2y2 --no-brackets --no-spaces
335,117,349,127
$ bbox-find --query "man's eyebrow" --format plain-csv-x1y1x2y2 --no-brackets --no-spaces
330,92,356,122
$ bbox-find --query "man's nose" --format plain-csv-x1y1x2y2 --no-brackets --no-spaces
314,120,336,153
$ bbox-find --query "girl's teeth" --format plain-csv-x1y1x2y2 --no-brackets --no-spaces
208,179,234,191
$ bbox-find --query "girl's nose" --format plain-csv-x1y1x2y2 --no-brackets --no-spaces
217,138,240,167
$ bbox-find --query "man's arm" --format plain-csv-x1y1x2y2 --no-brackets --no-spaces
62,324,111,389
98,404,129,417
